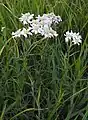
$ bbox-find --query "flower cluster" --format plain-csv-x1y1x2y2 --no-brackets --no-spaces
12,12,82,45
12,12,62,38
64,30,82,45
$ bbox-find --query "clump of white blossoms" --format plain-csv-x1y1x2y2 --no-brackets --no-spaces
64,30,82,45
12,12,62,38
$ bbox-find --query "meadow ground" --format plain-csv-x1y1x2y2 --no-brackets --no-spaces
0,0,88,120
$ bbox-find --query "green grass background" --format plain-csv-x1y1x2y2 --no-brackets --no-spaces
0,0,88,120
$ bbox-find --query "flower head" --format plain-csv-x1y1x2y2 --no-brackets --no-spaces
47,12,62,23
12,29,22,38
31,23,41,34
41,25,58,38
64,30,82,45
21,28,32,38
19,12,34,25
36,13,62,26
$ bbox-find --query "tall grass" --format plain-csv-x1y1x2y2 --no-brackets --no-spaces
0,0,88,120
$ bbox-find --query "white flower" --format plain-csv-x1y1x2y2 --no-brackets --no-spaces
31,23,40,34
19,12,34,25
42,25,58,38
36,13,62,26
12,29,22,38
49,27,58,37
72,32,82,45
38,27,45,36
52,15,62,23
35,15,52,28
64,30,82,45
47,12,62,23
21,28,32,38
64,31,72,42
